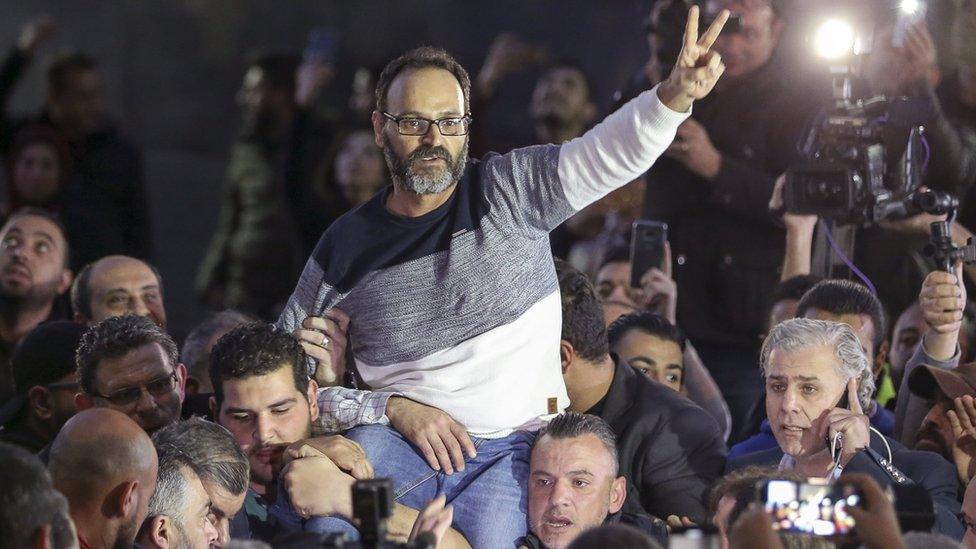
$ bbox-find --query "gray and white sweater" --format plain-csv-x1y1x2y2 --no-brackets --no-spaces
277,84,690,438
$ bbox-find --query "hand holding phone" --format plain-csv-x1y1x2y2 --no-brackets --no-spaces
760,478,862,538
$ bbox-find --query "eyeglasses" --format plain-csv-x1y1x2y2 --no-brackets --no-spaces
91,371,178,407
381,112,472,136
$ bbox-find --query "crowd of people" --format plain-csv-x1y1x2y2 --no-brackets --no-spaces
2,0,976,548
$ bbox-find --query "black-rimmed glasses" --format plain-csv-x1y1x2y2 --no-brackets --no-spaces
90,371,178,407
381,112,472,136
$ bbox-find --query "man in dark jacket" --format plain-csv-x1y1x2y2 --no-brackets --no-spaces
641,0,822,442
556,260,727,524
727,317,963,539
0,19,151,270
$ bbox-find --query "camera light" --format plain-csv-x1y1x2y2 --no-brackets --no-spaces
814,19,856,60
900,0,921,15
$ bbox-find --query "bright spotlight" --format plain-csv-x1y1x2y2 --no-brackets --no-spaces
900,0,921,15
814,19,856,60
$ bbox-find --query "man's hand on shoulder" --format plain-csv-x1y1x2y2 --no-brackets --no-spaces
657,6,729,113
386,397,477,475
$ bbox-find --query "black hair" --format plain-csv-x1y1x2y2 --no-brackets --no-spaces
556,259,609,362
76,314,179,396
607,311,686,352
539,58,595,101
536,412,618,476
1,207,71,269
209,322,309,407
599,245,631,270
796,279,887,351
375,46,471,113
771,275,824,304
48,51,98,95
70,258,164,320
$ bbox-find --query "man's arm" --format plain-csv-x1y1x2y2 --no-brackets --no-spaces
683,343,732,441
894,267,965,445
0,18,56,152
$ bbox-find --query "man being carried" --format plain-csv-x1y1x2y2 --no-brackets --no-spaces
280,8,729,546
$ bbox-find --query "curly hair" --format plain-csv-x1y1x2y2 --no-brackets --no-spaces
209,322,309,406
76,314,179,396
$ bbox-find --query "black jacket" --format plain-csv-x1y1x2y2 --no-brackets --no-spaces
727,431,964,540
590,357,727,523
644,58,822,349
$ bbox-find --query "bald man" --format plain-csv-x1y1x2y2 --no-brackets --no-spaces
49,409,158,549
70,255,166,327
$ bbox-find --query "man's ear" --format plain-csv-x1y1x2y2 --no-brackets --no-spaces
29,523,53,549
609,476,627,514
141,515,171,549
175,363,188,402
111,480,141,520
27,386,54,421
74,392,94,411
57,269,73,296
371,110,385,148
560,340,576,375
874,340,890,378
307,379,320,423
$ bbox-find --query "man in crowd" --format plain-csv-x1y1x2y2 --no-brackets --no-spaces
0,321,84,453
0,20,151,270
593,246,731,438
728,318,963,538
196,53,305,319
71,255,166,328
521,412,645,549
49,409,159,549
151,417,250,545
911,361,976,486
642,0,821,442
0,442,77,549
607,311,686,393
75,315,186,434
281,8,729,546
555,260,725,524
0,209,73,402
209,322,464,545
137,438,219,549
890,303,929,390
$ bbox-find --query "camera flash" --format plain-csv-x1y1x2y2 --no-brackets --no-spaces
814,19,856,60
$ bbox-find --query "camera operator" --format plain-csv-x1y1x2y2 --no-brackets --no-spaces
641,0,824,442
727,317,963,538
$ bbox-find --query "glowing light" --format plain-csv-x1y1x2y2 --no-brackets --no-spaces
900,0,921,15
814,19,856,60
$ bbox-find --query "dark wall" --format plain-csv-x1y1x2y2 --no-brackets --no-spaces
0,0,651,340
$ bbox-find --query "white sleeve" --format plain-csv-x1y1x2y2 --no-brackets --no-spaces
557,83,690,210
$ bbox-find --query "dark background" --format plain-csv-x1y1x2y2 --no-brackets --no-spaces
0,0,651,341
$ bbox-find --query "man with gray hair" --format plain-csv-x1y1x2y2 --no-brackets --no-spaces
136,442,219,548
0,441,77,549
727,317,964,538
151,417,250,545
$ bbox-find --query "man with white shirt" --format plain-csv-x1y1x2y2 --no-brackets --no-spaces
278,8,728,546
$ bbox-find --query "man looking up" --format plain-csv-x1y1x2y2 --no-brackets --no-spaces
281,13,729,545
0,209,73,401
75,315,186,434
70,255,166,328
49,408,159,549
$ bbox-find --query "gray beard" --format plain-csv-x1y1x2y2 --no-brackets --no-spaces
383,138,469,195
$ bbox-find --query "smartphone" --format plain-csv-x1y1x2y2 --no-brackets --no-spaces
630,220,668,288
304,27,338,64
760,479,861,537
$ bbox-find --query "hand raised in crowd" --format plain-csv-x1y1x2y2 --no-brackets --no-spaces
842,473,907,549
285,434,374,480
386,396,477,475
656,5,729,113
665,118,722,179
900,20,939,87
769,174,817,236
408,494,455,548
638,242,677,324
294,309,349,387
813,379,870,466
295,60,335,109
17,16,56,55
283,452,356,519
728,505,783,549
475,33,548,98
665,514,696,532
947,395,976,484
920,266,967,335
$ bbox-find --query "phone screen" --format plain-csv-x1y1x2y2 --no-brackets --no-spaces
630,221,668,287
763,480,860,537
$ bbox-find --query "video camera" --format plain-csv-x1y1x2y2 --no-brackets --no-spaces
275,479,436,549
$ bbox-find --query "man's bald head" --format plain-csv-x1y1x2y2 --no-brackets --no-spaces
71,255,166,327
49,408,158,504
